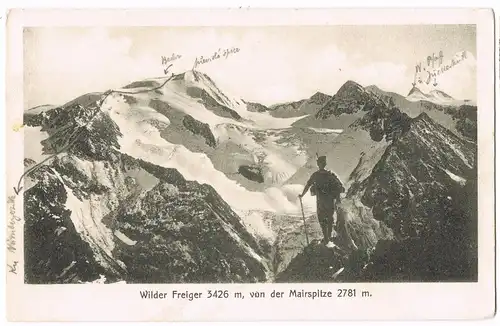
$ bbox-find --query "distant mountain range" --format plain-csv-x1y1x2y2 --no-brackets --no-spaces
23,69,477,284
406,86,464,105
244,91,332,118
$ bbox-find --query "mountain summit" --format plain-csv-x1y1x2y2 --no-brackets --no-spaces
23,69,343,283
407,86,455,105
407,86,429,99
335,80,365,97
23,69,477,284
315,80,382,120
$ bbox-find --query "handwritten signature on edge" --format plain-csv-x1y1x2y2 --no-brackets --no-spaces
7,195,21,274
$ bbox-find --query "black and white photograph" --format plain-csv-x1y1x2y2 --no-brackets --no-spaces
20,24,480,284
4,7,495,322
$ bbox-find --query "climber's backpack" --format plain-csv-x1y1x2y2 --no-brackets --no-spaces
310,170,345,198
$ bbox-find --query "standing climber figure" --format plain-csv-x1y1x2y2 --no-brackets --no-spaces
299,156,345,248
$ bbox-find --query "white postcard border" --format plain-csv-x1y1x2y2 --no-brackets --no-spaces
5,8,496,321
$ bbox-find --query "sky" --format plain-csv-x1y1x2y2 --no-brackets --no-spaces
23,25,476,109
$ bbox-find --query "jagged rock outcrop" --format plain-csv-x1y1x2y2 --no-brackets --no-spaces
359,113,475,238
275,240,345,282
113,158,269,283
454,105,477,140
147,99,218,151
24,151,270,283
279,109,477,282
24,166,108,284
238,165,264,183
309,91,332,105
244,100,269,113
23,100,270,283
316,81,380,119
267,92,331,118
244,91,331,117
270,100,306,115
366,85,477,140
25,98,122,161
182,115,217,148
339,176,477,282
351,103,413,142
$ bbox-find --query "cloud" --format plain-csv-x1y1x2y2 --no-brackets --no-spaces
24,28,158,108
350,62,410,92
24,28,476,109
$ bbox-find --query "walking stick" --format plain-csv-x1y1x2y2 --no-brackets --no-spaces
299,197,310,247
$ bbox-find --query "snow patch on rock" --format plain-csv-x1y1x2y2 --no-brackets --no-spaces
54,170,127,273
444,169,467,186
114,230,137,246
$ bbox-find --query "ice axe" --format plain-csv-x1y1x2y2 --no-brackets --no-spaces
298,196,310,247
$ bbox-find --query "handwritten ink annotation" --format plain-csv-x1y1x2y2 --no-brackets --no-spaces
194,47,240,68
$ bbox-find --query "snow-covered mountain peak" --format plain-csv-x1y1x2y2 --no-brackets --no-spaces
23,67,478,284
407,86,426,97
407,86,457,105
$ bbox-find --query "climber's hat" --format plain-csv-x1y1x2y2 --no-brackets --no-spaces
317,155,327,165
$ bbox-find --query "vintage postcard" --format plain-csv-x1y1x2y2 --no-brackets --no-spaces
5,8,496,321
